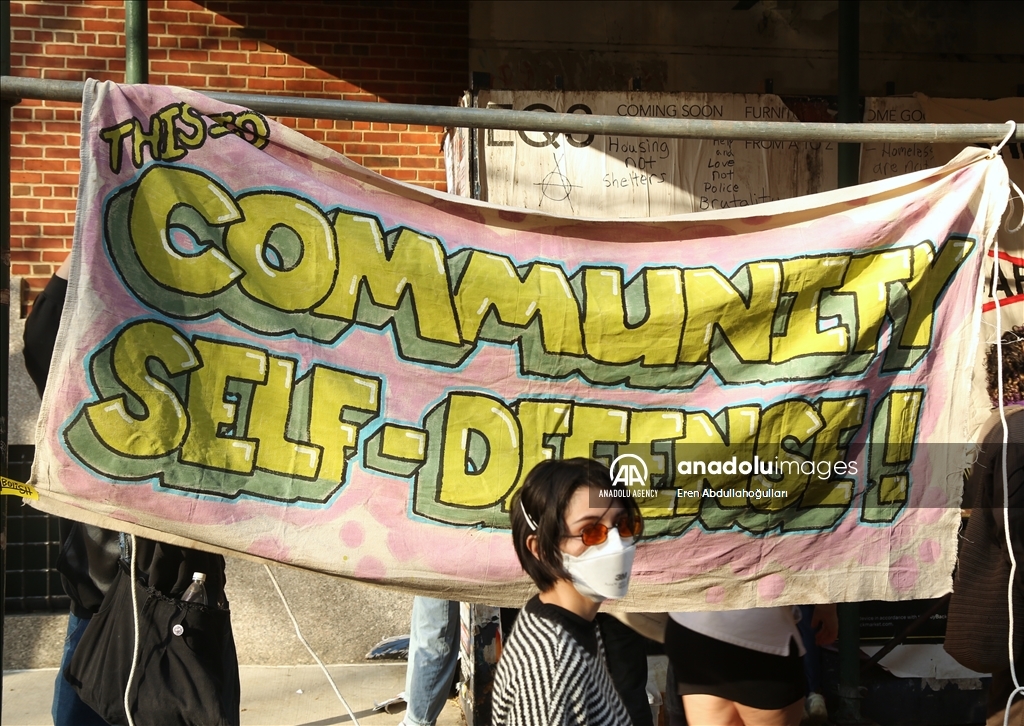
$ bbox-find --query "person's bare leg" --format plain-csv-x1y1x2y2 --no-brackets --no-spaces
682,694,745,726
733,698,805,726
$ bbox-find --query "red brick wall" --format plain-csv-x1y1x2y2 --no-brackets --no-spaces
9,0,468,303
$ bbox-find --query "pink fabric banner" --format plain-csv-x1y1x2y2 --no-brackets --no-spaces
30,80,1010,609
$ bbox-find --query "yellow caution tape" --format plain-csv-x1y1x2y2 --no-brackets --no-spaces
0,476,38,500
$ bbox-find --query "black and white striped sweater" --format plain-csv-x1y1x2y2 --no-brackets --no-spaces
492,596,632,726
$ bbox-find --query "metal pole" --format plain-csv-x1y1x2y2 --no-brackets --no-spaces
470,86,481,202
124,0,148,85
1,0,13,714
836,2,867,724
837,0,861,184
1,76,1021,145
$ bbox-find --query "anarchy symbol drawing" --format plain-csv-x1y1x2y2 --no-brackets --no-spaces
517,103,595,148
534,152,580,212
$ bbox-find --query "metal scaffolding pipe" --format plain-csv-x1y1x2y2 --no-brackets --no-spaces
1,75,1021,144
837,0,861,186
835,3,865,725
124,0,149,85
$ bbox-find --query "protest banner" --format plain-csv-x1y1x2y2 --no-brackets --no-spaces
30,80,1010,610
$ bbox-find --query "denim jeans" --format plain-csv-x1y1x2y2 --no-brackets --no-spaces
402,597,460,726
52,611,109,726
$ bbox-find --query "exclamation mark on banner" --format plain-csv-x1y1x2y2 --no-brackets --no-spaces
880,390,922,503
864,389,923,522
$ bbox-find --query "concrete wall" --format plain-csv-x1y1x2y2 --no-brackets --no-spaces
469,0,1024,98
7,277,41,446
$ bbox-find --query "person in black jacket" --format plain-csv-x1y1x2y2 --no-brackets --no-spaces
24,261,230,726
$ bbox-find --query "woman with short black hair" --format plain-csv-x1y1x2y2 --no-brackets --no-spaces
492,458,643,726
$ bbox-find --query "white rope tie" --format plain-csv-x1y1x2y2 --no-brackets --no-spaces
263,564,360,725
1004,178,1024,236
990,121,1022,235
991,228,1024,725
991,120,1017,157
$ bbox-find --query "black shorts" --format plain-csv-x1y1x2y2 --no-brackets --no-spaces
664,617,806,710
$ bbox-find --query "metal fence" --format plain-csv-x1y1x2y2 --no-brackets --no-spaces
4,446,68,613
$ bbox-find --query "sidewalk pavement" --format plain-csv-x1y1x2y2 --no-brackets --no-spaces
2,663,465,726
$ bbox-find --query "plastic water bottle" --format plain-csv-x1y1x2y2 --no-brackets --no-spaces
181,572,208,605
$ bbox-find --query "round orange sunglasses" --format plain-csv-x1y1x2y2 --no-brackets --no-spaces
564,515,643,546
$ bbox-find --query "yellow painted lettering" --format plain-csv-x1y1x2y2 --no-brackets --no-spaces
438,393,521,507
224,192,337,311
180,339,267,474
316,215,460,344
177,103,206,148
307,366,380,484
131,116,162,168
455,253,584,355
583,268,684,365
248,356,322,479
754,399,823,510
834,249,912,352
900,238,974,348
129,166,243,296
379,424,428,462
628,410,685,518
883,389,923,466
562,405,629,461
100,120,134,174
679,263,780,363
507,400,573,508
802,396,866,507
772,256,850,363
676,407,760,508
83,321,197,457
156,105,186,161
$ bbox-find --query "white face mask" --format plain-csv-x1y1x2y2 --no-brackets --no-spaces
561,529,636,603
